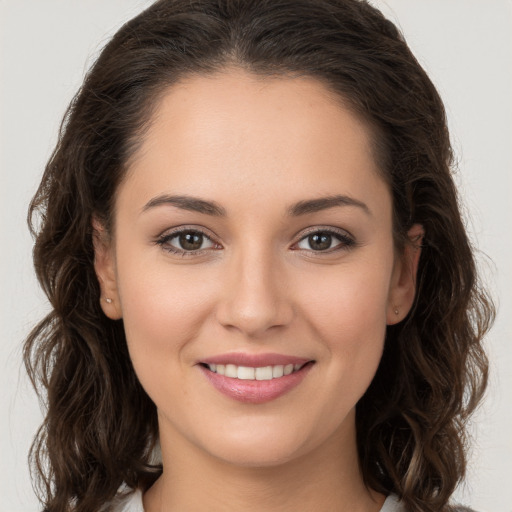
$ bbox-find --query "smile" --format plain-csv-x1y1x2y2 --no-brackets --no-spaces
204,363,304,380
198,355,314,404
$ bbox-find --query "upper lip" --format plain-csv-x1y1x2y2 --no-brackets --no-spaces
199,352,313,367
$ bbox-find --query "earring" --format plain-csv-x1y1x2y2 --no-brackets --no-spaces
394,306,399,316
104,297,113,304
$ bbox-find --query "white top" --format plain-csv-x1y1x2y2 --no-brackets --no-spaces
110,490,406,512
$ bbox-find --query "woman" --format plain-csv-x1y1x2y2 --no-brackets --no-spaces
24,1,494,511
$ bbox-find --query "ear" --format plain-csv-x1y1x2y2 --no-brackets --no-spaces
92,216,123,320
387,224,424,325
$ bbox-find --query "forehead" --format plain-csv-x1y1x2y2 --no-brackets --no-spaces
121,68,389,218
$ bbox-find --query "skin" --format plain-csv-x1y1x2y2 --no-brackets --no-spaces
94,68,422,512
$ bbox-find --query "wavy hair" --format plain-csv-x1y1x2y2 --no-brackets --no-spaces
25,1,493,511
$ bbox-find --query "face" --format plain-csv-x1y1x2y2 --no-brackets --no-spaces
95,69,420,468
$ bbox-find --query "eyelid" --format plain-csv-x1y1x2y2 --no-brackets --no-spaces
291,226,356,253
155,225,222,255
154,224,356,256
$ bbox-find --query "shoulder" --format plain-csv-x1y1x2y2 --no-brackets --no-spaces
381,495,479,512
102,490,478,512
380,495,406,512
101,488,144,512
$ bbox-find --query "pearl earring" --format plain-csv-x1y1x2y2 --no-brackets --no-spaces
394,307,399,316
104,298,113,304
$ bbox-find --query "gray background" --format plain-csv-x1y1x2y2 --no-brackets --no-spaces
1,1,510,510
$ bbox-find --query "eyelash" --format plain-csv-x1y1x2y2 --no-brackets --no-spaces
292,227,356,254
155,226,219,257
155,226,356,256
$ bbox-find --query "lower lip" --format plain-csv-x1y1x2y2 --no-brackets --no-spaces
199,363,314,404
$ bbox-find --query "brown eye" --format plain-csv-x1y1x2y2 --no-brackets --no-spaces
308,233,332,251
178,231,205,251
296,229,354,252
158,229,217,254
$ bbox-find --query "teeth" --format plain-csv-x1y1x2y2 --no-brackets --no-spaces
206,362,305,380
272,365,284,378
225,364,237,378
255,366,273,380
237,366,255,380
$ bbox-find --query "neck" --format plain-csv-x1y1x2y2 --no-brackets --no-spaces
144,415,385,512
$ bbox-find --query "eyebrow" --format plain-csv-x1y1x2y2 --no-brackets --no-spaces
142,193,371,217
142,194,226,216
288,195,372,217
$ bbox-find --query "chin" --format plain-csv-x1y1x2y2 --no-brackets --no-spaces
208,438,307,469
192,416,334,469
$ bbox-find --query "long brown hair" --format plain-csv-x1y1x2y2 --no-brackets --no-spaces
25,1,494,511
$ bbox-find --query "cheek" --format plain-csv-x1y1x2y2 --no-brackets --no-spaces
294,255,392,385
298,259,391,338
114,248,220,380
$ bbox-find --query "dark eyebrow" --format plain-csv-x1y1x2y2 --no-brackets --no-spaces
288,195,372,216
142,193,370,218
142,194,226,216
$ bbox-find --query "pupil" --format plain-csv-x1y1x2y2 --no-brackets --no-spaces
310,233,331,250
179,232,203,250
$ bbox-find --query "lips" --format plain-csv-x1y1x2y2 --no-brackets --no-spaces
205,362,304,380
201,353,311,367
198,353,314,404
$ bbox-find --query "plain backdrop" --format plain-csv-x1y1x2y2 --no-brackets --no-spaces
1,1,511,511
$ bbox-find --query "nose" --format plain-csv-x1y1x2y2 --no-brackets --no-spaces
215,247,294,338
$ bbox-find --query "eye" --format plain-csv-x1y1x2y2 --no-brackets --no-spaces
156,228,218,254
295,229,354,252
